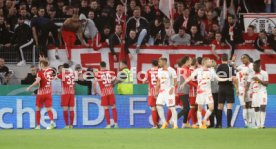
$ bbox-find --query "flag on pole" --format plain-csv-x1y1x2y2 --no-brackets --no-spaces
219,0,227,31
159,0,175,19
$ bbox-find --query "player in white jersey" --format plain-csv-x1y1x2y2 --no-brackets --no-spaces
246,60,268,128
235,54,254,127
155,57,178,129
180,58,232,129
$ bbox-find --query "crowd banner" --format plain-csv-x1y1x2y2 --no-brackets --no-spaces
49,46,276,83
242,13,276,33
0,95,276,129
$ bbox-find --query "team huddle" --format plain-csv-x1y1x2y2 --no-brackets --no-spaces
25,53,268,129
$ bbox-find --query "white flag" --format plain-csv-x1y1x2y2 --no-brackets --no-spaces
159,0,175,19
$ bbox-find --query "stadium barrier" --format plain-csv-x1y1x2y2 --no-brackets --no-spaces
0,95,276,129
48,45,276,83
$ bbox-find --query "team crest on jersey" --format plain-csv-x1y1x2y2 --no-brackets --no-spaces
43,68,55,82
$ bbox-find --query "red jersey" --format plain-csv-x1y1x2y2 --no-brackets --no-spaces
211,39,225,49
146,67,158,96
37,68,54,95
243,33,258,45
188,67,198,98
95,70,116,96
58,69,75,95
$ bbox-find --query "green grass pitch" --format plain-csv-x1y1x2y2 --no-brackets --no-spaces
0,129,276,149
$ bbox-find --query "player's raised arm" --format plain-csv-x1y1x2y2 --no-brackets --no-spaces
26,75,41,92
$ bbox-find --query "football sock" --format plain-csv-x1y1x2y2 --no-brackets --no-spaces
104,109,111,125
157,106,166,124
112,108,118,123
255,111,260,127
166,109,172,123
48,110,54,121
242,109,248,125
197,111,202,126
170,107,178,126
63,111,69,126
217,109,223,127
70,111,74,126
203,110,212,121
260,112,266,127
227,109,232,127
152,110,158,127
36,111,41,126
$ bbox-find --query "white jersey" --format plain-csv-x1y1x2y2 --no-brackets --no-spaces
157,67,177,90
248,70,268,93
236,63,254,91
191,68,216,94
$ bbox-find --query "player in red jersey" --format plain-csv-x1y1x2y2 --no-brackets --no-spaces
26,59,55,129
144,60,159,128
57,63,76,129
94,61,118,128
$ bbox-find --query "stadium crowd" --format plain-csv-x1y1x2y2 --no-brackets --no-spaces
0,0,276,85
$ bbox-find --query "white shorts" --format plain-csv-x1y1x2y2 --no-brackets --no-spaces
252,91,268,108
196,92,213,105
238,90,251,106
156,88,175,107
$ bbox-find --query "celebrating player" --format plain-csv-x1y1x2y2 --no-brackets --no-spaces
180,58,232,129
57,63,76,129
26,59,55,129
246,60,268,128
236,54,254,127
155,57,178,129
94,61,118,128
144,60,159,128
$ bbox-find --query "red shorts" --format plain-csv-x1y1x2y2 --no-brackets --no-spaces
61,94,75,107
36,94,52,108
101,94,116,106
189,97,196,106
148,96,156,107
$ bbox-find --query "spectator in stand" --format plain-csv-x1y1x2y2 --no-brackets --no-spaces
126,6,149,53
264,0,276,12
12,17,33,67
243,25,258,46
31,7,59,58
109,24,123,61
190,25,204,46
170,27,191,46
164,19,175,45
18,8,31,26
30,6,38,17
98,9,115,33
79,13,98,46
80,0,89,16
93,25,111,51
268,27,276,52
205,31,215,45
211,23,220,33
193,7,207,36
114,3,126,26
205,11,216,33
222,15,244,59
0,57,9,85
150,0,164,20
142,5,155,23
56,0,65,18
211,32,226,61
148,17,165,46
173,2,185,20
21,65,38,85
127,0,137,18
125,30,137,58
174,7,193,33
90,0,100,18
0,16,12,47
255,30,272,54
